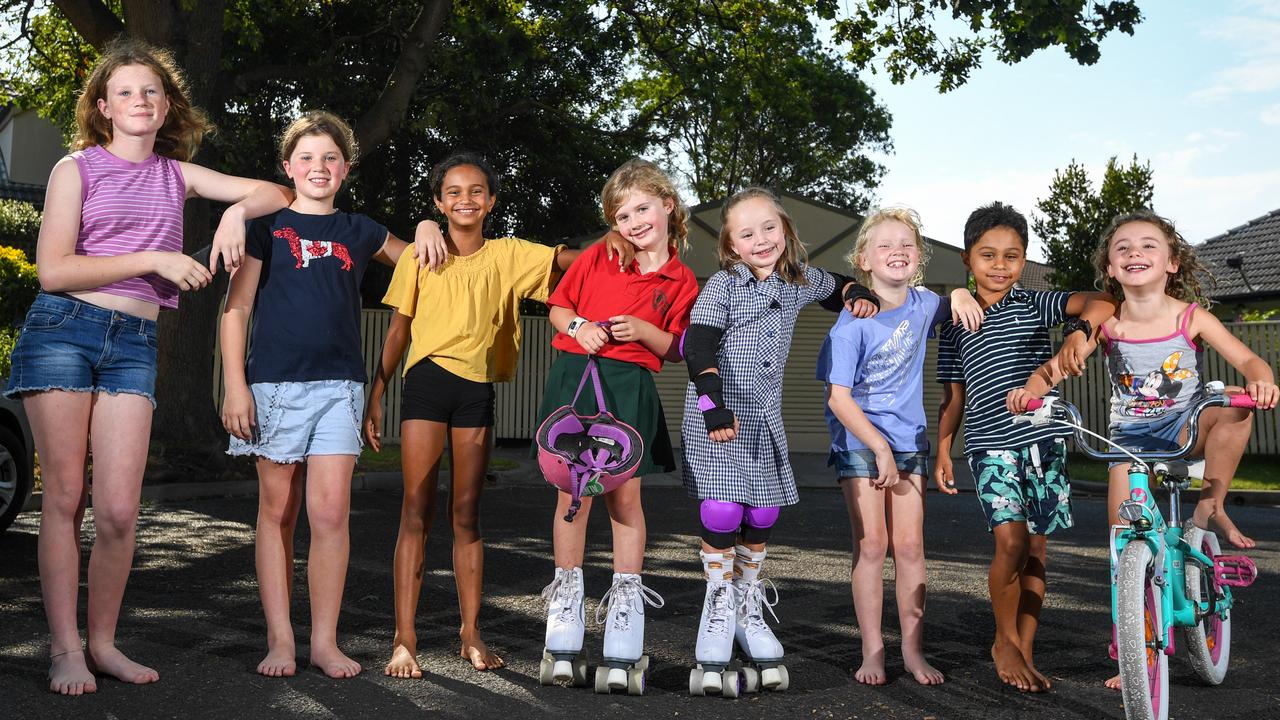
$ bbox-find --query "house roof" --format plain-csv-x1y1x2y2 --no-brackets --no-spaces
1196,208,1280,300
1018,259,1055,292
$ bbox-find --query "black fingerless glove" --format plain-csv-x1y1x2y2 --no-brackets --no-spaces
693,372,735,432
843,282,880,309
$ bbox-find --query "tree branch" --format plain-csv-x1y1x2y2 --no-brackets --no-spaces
51,0,123,48
354,0,451,152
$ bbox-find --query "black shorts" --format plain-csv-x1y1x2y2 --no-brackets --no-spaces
400,358,495,428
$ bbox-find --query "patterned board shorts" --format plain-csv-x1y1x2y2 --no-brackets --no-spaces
967,438,1073,535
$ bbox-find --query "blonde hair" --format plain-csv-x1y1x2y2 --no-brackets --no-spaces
279,111,359,166
73,36,213,162
846,207,930,288
718,187,810,285
601,159,689,254
1093,210,1213,305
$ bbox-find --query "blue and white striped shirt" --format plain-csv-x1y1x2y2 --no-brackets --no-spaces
936,287,1070,454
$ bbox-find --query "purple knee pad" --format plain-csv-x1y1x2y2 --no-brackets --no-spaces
700,499,745,534
742,505,779,529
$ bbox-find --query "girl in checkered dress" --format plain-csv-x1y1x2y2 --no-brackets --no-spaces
681,187,877,693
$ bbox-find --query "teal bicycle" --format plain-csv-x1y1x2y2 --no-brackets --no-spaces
1021,384,1259,720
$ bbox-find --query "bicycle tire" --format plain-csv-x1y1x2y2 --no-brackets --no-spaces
1117,541,1169,720
1181,524,1231,685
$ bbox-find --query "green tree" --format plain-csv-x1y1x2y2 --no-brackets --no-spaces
0,0,1147,469
1033,155,1155,291
0,245,39,325
0,199,42,258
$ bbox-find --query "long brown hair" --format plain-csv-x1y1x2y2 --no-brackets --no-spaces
601,159,690,254
1093,210,1213,305
718,187,809,285
73,36,213,162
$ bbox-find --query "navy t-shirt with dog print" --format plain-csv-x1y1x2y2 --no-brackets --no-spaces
243,207,387,384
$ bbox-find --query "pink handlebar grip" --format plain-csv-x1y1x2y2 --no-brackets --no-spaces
1229,394,1257,409
1025,398,1044,411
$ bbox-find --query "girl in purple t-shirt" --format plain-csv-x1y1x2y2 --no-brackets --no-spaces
4,38,293,696
819,208,980,686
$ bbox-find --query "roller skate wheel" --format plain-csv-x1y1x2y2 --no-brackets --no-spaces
774,665,790,692
741,666,760,693
571,657,589,687
594,666,611,694
701,667,723,694
689,667,706,695
636,654,650,673
538,655,555,685
627,666,646,695
761,666,783,690
722,669,741,699
608,666,628,690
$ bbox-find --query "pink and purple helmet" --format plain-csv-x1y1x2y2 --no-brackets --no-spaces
536,356,643,522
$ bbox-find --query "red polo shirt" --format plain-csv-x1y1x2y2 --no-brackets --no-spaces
549,242,699,372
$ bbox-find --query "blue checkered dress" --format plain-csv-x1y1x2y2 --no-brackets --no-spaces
680,264,837,506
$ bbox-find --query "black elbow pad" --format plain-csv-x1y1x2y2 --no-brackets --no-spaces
683,323,724,379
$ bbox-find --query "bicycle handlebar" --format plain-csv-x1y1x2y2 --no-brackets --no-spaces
1018,390,1259,463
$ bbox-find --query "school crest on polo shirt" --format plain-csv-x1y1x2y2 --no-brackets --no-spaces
273,226,354,271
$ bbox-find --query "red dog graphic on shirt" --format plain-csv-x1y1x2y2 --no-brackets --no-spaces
274,227,353,271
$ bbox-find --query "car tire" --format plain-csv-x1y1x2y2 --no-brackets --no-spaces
0,425,33,534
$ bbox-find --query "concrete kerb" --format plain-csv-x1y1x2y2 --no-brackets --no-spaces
20,448,1280,512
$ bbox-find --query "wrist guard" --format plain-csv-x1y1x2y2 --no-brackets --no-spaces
842,282,880,309
693,372,735,432
1062,316,1092,339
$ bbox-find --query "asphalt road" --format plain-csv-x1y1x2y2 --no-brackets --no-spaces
2,478,1277,720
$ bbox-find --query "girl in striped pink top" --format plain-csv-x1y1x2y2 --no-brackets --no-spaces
3,37,292,696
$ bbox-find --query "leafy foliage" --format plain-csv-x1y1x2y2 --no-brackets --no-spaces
0,245,39,326
824,0,1143,92
0,199,42,258
1033,155,1154,292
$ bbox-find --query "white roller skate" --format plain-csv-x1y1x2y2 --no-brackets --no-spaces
540,566,588,686
734,546,788,692
594,572,664,695
690,551,743,697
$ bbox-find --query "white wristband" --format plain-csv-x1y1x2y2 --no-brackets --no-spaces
567,316,588,338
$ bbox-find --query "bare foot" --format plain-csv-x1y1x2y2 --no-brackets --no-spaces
311,643,361,679
854,648,888,686
1201,505,1255,549
991,642,1042,692
459,629,504,671
86,644,159,685
903,653,945,685
1105,672,1122,690
1023,658,1052,690
48,649,97,696
384,642,423,679
256,640,297,678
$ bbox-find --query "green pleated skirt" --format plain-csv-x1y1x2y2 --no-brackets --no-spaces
532,352,674,475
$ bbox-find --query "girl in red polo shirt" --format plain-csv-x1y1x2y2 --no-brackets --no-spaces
537,158,698,693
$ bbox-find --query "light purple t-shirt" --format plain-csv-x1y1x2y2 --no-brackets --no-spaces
73,144,187,309
817,287,943,455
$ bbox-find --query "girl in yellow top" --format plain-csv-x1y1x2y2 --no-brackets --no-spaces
365,152,584,679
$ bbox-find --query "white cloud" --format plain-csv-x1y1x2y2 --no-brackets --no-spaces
1261,103,1280,125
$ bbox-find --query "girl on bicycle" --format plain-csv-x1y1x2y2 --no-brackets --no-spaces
4,38,292,695
819,207,980,686
1008,209,1278,551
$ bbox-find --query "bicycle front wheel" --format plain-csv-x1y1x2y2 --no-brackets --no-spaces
1182,524,1231,684
1117,541,1170,720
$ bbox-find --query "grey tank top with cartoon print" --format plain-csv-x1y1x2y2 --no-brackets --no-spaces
1103,303,1204,426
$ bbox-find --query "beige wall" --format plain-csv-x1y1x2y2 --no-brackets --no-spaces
0,109,66,186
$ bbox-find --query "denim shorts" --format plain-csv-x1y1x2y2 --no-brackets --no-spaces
1107,410,1190,468
227,380,363,464
831,449,929,481
4,292,158,406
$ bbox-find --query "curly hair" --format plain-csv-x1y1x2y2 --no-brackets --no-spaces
279,111,359,167
429,151,501,198
718,187,810,285
73,36,213,162
846,207,930,289
601,158,689,254
1093,210,1213,305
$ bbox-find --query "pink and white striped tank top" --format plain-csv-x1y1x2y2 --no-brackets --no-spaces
73,144,187,309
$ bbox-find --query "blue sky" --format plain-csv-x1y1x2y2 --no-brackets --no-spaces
860,0,1280,259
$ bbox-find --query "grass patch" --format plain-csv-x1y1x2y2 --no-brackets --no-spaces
1068,454,1280,490
356,445,519,473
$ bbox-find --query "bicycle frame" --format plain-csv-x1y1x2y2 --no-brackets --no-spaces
1018,388,1247,654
